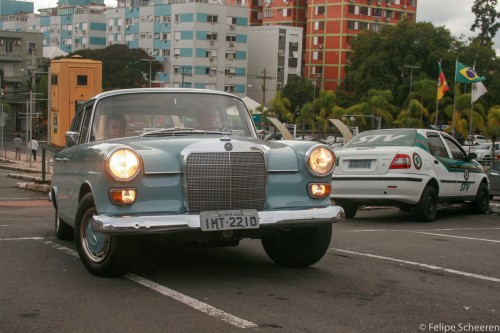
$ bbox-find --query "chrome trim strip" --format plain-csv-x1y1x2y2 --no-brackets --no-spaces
91,205,344,235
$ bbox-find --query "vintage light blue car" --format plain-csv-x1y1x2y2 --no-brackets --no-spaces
49,88,344,277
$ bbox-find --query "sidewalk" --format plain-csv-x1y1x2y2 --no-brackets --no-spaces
0,147,52,193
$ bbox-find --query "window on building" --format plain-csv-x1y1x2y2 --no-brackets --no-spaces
359,22,368,30
314,21,325,30
162,32,171,40
347,21,358,30
315,6,325,15
207,15,218,23
225,51,236,59
264,9,273,18
4,41,14,55
224,85,235,93
225,68,235,76
313,36,324,45
51,74,58,85
174,32,181,40
226,34,236,42
77,75,88,86
207,32,218,40
360,6,369,15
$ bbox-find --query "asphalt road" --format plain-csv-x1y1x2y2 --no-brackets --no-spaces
1,168,499,333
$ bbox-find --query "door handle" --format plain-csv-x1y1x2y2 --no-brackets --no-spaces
434,160,439,164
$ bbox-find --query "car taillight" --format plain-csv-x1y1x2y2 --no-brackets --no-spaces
390,154,411,169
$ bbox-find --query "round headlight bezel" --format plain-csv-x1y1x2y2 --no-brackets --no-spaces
305,144,335,177
105,146,142,181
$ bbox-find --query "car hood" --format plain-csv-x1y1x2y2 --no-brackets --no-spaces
108,136,303,174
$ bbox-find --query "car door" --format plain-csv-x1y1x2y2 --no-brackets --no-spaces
425,131,456,197
55,102,94,221
441,134,482,197
488,161,500,196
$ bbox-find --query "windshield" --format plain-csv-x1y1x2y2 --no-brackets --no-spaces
90,91,255,141
344,129,417,148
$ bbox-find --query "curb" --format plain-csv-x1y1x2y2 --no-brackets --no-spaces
17,182,51,193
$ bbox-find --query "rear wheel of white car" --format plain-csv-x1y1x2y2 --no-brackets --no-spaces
261,224,332,267
471,182,489,214
75,193,138,277
414,186,438,222
336,200,358,219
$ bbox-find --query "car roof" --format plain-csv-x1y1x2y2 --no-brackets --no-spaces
92,88,238,100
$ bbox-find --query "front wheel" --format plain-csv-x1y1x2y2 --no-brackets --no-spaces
75,193,138,277
414,186,438,222
471,182,489,214
261,224,332,267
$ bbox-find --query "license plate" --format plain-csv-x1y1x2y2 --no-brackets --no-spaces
348,160,372,169
200,209,260,231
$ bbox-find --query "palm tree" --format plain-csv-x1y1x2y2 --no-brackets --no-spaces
313,90,338,139
485,105,500,162
394,99,428,128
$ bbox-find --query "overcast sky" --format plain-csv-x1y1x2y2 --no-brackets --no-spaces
31,0,500,52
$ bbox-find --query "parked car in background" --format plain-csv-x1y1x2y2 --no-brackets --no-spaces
49,88,344,277
473,142,500,166
487,161,500,199
464,134,489,146
331,129,490,222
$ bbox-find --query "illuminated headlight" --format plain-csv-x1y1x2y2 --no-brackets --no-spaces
106,147,141,181
305,145,335,177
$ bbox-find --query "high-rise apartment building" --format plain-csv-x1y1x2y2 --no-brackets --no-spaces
263,0,417,90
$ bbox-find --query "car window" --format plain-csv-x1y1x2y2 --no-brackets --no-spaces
90,92,254,141
79,103,94,144
492,162,500,172
344,129,416,148
426,133,449,158
443,136,466,160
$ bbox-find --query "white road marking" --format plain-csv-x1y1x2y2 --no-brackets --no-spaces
332,248,500,283
0,237,44,241
342,227,500,233
412,232,500,243
126,274,258,329
44,240,258,329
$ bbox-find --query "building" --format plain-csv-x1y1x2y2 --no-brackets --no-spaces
262,0,417,90
108,0,249,96
27,4,108,53
247,25,302,106
0,30,44,132
304,0,417,90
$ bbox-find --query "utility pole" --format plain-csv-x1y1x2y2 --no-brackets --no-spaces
254,69,273,130
404,65,421,96
180,67,192,88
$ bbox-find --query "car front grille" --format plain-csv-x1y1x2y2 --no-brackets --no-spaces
185,152,266,213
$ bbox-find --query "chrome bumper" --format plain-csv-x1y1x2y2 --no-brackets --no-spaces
91,206,345,235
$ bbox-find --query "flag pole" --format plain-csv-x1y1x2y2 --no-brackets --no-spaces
451,58,457,137
467,62,477,153
435,60,441,128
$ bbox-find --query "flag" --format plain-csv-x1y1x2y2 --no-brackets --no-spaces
471,81,487,103
437,63,449,100
456,61,485,83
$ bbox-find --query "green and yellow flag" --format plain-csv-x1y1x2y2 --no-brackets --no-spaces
455,61,485,83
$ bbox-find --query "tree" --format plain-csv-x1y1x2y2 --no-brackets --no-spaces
312,90,340,139
485,106,500,158
281,75,315,112
470,0,500,46
394,99,427,128
64,45,162,90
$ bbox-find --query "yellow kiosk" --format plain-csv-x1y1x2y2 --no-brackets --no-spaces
49,56,102,147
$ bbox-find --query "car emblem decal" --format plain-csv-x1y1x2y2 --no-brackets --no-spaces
220,122,232,142
224,142,233,151
413,153,422,170
464,169,469,181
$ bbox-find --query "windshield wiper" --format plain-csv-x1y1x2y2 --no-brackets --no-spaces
140,127,196,137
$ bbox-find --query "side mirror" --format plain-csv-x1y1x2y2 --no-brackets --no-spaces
257,129,266,140
65,131,80,147
467,152,477,161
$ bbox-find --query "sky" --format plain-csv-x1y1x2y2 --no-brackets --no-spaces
30,0,500,53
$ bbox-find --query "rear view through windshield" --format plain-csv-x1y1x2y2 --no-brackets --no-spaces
345,129,417,148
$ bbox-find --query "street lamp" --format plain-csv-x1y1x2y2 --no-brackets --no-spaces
404,65,421,96
343,114,382,130
140,58,153,87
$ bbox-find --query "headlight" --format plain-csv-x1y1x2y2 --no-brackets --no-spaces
305,144,335,177
106,147,141,181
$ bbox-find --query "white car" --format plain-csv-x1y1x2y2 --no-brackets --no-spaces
474,143,500,166
331,129,490,222
464,134,489,146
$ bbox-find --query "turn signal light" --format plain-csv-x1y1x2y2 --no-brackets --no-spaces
109,188,137,206
308,183,331,198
